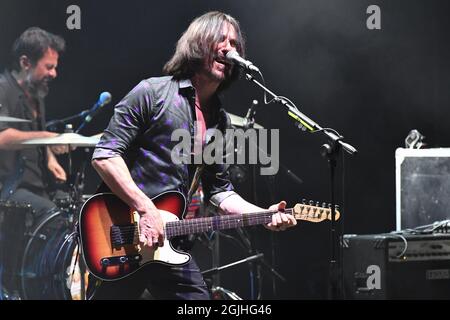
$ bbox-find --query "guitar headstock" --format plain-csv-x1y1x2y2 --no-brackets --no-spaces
292,200,340,222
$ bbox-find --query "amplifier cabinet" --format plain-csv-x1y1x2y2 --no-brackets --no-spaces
342,233,450,299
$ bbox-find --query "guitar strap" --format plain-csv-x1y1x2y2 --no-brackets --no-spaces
187,164,204,204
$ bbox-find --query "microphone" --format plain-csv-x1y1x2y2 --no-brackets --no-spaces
76,92,112,133
83,92,112,123
225,50,260,73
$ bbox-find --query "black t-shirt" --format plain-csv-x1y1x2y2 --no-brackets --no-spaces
0,70,47,193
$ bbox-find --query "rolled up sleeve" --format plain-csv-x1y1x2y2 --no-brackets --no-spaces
202,161,236,212
92,80,153,160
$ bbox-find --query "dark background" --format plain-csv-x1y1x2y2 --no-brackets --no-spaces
1,0,449,299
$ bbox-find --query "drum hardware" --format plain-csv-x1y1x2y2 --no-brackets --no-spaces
1,286,22,300
228,112,264,129
14,122,97,209
2,126,97,299
0,201,88,300
0,201,34,299
202,253,265,300
13,123,99,211
219,100,294,298
19,210,83,300
202,225,287,300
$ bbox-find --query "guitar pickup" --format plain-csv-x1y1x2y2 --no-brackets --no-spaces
111,224,138,247
100,254,142,267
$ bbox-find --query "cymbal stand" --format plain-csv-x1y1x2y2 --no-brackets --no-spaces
63,124,89,212
201,228,245,300
69,147,93,300
62,125,90,300
236,227,287,298
203,227,286,300
202,250,265,300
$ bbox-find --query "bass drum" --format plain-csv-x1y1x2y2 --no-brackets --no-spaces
19,210,87,300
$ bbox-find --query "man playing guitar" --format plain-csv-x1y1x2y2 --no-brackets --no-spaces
86,11,296,300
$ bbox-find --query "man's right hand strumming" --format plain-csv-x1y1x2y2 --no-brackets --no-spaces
138,208,165,249
91,156,166,249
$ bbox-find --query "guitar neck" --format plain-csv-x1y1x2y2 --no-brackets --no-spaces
165,208,293,238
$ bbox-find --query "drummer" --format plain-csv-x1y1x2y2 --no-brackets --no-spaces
0,27,67,217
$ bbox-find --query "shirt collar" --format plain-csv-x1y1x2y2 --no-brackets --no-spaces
178,78,194,90
4,69,26,98
177,77,226,123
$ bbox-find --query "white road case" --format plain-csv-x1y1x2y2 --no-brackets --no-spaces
395,148,450,231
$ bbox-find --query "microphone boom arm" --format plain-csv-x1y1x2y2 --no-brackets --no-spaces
46,109,90,130
244,73,357,155
244,70,356,299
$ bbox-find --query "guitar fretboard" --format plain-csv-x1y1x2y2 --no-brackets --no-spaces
165,208,294,238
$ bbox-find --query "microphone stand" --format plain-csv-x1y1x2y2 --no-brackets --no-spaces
46,110,90,131
241,105,291,298
202,253,264,277
244,72,357,300
75,106,104,133
201,251,285,300
76,116,91,133
235,227,286,298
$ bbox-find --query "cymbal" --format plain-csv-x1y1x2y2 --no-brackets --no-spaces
228,113,263,129
0,115,31,123
91,133,103,140
18,133,100,147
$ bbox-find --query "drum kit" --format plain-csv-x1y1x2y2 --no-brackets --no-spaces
0,115,100,300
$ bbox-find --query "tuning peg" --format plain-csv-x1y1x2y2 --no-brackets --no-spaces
335,205,340,210
322,202,326,208
316,201,320,207
309,200,314,206
302,199,307,204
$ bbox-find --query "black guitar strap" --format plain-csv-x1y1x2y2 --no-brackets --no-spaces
187,164,204,204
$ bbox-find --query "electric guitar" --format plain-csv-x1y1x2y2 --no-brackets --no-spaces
78,191,340,281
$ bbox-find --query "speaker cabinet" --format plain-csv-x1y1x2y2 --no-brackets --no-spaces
342,233,450,299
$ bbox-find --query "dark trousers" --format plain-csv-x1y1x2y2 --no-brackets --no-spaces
87,258,211,300
8,187,56,219
0,187,57,295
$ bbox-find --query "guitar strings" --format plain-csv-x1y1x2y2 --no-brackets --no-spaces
112,207,330,239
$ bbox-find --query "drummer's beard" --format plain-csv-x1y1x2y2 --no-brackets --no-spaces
23,71,51,99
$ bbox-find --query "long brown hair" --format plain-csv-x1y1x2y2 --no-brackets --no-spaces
163,11,246,91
